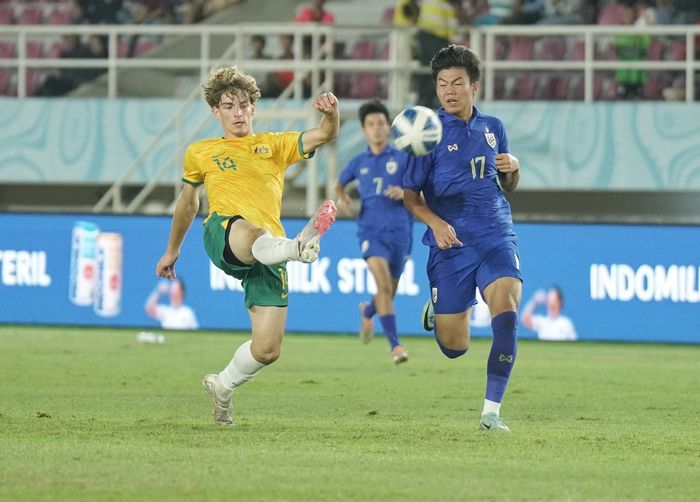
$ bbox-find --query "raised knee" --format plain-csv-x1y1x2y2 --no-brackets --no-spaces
252,348,280,365
439,346,468,359
435,334,469,359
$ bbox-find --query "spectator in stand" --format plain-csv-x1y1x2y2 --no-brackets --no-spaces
502,0,545,24
36,34,108,96
415,0,459,107
614,1,651,100
72,0,125,24
267,34,295,97
472,0,513,25
294,0,335,24
393,0,420,26
294,0,334,99
248,34,272,95
126,1,175,57
538,0,584,25
35,35,86,96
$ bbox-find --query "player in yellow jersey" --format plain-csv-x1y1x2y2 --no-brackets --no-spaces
155,66,339,425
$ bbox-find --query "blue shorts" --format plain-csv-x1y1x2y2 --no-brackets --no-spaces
359,234,412,279
427,238,522,315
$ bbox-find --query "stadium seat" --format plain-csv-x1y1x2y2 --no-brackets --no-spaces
597,4,623,25
512,74,537,100
666,40,686,60
26,69,42,96
505,38,534,61
0,6,13,24
646,39,664,60
351,39,377,60
47,40,63,59
568,40,585,61
46,7,72,25
537,37,566,60
333,72,351,98
133,39,158,57
0,70,10,96
17,6,43,25
26,41,44,58
643,74,665,100
349,73,379,99
0,41,16,58
380,6,394,25
548,75,570,100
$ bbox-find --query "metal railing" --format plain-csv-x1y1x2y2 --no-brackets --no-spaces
1,22,698,215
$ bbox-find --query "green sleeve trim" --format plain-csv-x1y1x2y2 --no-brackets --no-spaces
298,132,316,159
181,177,203,187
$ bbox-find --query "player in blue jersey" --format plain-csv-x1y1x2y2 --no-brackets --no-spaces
336,100,413,364
403,45,523,431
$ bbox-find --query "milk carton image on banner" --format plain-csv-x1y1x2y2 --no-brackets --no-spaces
68,221,100,306
94,233,123,317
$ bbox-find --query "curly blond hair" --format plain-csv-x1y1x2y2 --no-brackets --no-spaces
202,66,261,108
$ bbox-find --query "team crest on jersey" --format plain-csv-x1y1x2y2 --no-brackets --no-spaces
253,144,272,158
432,287,438,303
360,167,369,175
361,240,369,253
484,127,497,149
385,160,397,175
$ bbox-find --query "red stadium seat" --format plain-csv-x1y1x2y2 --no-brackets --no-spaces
333,72,351,98
0,5,13,24
548,76,570,100
47,40,63,59
568,40,585,61
350,73,379,99
133,39,158,57
0,41,16,58
26,41,43,58
0,70,10,95
17,6,43,25
666,40,686,61
598,4,623,25
643,74,665,100
351,39,377,60
47,7,72,25
513,75,537,100
380,7,394,25
646,39,664,60
537,38,566,60
505,38,534,61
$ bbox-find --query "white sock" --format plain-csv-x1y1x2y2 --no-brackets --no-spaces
216,340,266,399
251,232,298,264
482,399,501,417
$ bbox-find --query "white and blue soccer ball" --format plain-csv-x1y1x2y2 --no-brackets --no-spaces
391,105,443,157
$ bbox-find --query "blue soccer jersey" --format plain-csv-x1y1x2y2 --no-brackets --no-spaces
338,144,413,239
403,107,516,247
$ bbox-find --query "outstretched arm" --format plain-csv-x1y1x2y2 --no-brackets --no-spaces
403,188,463,250
156,183,200,280
521,289,545,329
301,92,340,154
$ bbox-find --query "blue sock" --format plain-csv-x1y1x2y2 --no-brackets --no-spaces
379,314,400,350
434,334,468,359
486,311,518,403
363,300,376,319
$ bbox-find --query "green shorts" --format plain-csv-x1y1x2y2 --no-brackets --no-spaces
203,212,289,309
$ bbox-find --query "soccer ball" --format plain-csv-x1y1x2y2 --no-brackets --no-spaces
391,105,443,157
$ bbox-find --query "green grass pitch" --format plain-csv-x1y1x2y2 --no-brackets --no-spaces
1,325,698,501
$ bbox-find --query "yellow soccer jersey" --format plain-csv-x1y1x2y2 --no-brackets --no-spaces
182,132,313,237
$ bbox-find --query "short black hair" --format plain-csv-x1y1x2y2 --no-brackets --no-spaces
358,99,390,126
431,44,481,84
552,285,563,308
